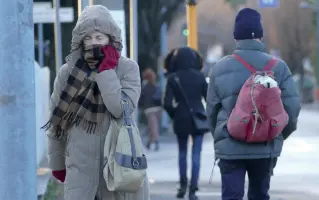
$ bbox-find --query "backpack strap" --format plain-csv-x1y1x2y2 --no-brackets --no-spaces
264,58,278,71
233,54,278,73
232,54,256,73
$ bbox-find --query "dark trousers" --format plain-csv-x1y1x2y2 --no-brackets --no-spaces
218,158,277,200
177,134,203,187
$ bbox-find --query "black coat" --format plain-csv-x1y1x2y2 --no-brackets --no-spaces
139,82,162,109
163,47,208,137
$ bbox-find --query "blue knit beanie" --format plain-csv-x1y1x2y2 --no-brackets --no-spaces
233,8,263,40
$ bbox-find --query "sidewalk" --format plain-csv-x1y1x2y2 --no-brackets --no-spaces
146,129,319,200
302,101,319,110
149,181,319,200
150,181,220,200
39,110,319,199
40,138,319,200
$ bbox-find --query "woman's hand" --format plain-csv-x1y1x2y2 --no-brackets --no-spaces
52,169,66,183
99,45,120,72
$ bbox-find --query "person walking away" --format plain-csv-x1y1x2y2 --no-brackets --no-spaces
206,8,301,200
43,5,150,200
139,68,162,151
163,47,208,200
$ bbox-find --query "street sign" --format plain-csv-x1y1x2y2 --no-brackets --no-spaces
34,2,52,9
34,2,52,10
33,7,74,23
258,0,279,8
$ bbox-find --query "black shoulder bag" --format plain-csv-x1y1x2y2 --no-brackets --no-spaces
173,75,209,134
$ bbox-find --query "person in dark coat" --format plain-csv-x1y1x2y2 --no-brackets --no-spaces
163,46,208,200
206,8,301,200
139,68,162,151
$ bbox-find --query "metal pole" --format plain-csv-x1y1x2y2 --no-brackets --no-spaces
53,0,63,74
130,0,139,124
316,0,319,100
0,0,37,199
38,23,44,68
78,0,94,16
130,0,138,61
160,23,169,130
186,0,198,50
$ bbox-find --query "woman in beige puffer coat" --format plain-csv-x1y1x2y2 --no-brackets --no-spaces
44,5,150,200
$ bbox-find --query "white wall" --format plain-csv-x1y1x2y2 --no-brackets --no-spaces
34,61,50,166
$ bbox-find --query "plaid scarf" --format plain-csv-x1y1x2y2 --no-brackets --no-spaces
42,45,115,138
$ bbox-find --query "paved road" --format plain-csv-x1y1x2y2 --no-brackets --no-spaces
146,109,319,200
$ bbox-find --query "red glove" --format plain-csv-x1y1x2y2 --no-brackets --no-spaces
99,45,120,73
52,169,66,183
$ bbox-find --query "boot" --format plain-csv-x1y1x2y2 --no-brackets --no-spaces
154,140,160,151
146,140,151,150
188,186,199,200
176,178,188,198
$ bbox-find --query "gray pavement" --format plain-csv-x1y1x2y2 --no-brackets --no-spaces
149,181,319,200
146,109,319,200
302,101,319,110
149,182,220,200
39,109,319,199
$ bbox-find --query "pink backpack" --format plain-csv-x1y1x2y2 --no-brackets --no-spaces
227,54,289,143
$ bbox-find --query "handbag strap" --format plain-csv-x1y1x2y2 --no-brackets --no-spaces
173,75,193,113
121,98,139,168
122,98,132,126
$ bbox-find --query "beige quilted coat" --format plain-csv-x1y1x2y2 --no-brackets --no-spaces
47,5,150,200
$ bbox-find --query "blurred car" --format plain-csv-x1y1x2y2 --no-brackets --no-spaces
293,74,315,104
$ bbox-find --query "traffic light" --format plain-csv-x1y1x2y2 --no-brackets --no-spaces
183,29,189,36
181,23,188,45
182,23,188,36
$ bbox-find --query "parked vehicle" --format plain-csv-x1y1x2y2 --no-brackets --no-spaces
293,74,315,104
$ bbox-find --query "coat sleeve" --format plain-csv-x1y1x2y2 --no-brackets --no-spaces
47,64,70,171
279,62,301,139
95,58,141,118
162,76,176,119
206,73,222,136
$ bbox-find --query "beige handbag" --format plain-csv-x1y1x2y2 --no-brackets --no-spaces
103,99,147,193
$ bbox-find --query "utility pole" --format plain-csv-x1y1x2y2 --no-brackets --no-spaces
0,0,37,199
129,0,139,123
38,24,44,68
186,0,198,50
160,23,169,130
53,0,63,74
78,0,94,16
130,0,138,61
